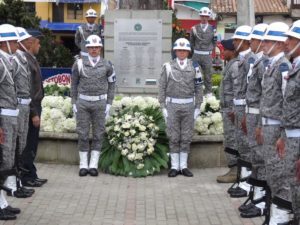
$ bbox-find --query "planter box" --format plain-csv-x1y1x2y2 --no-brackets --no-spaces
37,132,227,168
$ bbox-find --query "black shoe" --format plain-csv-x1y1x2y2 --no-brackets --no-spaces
22,180,43,187
239,202,255,212
88,168,98,177
79,168,89,177
168,169,179,177
4,206,21,214
227,185,239,194
7,188,32,198
20,186,35,195
35,178,47,184
230,187,248,198
240,205,264,218
181,168,193,177
0,208,16,220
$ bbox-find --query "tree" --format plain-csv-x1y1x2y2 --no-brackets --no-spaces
0,0,40,28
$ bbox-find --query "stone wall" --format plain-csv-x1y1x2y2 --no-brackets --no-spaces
36,132,227,168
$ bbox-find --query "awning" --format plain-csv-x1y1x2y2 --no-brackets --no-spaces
40,20,81,31
175,1,208,11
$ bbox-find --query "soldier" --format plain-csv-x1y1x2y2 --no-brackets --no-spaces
21,31,47,187
0,24,22,220
239,24,269,219
71,35,116,177
190,7,216,96
216,39,239,183
158,38,203,177
75,8,101,57
2,28,36,198
229,25,256,198
275,20,300,225
258,22,291,225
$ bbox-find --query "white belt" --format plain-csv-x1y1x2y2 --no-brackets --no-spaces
17,98,31,105
0,108,19,117
262,117,281,126
245,106,260,114
193,50,212,55
233,98,246,106
285,129,300,138
79,94,107,102
80,51,89,57
166,97,194,104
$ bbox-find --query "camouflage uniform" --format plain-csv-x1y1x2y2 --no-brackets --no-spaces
158,59,203,153
0,50,18,172
233,50,256,163
190,23,215,94
245,54,268,180
281,60,300,219
260,53,291,199
13,50,31,163
219,57,239,167
75,24,101,56
71,57,115,153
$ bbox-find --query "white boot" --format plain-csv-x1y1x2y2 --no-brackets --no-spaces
253,187,266,212
170,153,179,170
79,151,89,176
238,167,252,194
180,152,193,177
269,204,290,225
4,176,17,193
0,190,8,209
88,150,100,176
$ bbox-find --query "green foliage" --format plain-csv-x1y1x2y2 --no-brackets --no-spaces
211,73,221,87
99,106,169,178
44,83,70,96
0,0,40,28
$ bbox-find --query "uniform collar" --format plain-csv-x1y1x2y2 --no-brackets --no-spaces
200,23,208,32
88,55,100,67
239,48,251,58
255,51,263,60
176,58,187,70
269,52,284,66
0,49,13,64
293,55,300,68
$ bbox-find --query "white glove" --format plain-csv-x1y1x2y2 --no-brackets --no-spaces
72,104,77,114
105,104,111,119
162,108,168,122
194,108,200,120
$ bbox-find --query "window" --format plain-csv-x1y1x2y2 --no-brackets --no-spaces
292,0,300,9
67,4,83,20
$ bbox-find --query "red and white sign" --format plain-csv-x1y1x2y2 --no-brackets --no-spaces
44,73,71,85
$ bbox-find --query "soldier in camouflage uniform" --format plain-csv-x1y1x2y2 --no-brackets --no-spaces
239,24,269,219
275,20,300,225
216,39,239,183
259,22,292,225
190,7,216,96
0,24,22,220
159,38,203,178
229,25,256,199
71,35,116,177
75,9,101,57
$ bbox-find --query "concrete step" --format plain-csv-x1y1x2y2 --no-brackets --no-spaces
37,132,227,168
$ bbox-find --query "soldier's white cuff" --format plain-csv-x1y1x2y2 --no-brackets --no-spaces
107,72,116,83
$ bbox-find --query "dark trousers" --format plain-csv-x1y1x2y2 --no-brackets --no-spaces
21,104,41,182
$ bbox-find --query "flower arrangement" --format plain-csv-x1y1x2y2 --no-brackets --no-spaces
99,97,169,177
194,96,223,135
43,82,70,96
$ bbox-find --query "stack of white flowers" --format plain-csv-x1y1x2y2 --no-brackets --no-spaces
41,96,76,133
106,111,160,170
195,95,223,135
111,96,160,112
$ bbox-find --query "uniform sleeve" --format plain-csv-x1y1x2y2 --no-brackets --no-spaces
158,65,168,109
194,82,203,109
106,61,116,105
75,28,81,49
28,62,39,117
190,27,196,51
70,62,80,104
228,62,239,111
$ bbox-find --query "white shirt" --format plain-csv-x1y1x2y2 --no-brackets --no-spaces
0,49,13,64
176,58,187,70
200,23,208,32
87,23,95,31
88,55,100,67
255,51,264,60
293,55,300,69
239,48,251,60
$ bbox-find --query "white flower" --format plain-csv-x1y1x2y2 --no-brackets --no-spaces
207,96,220,111
62,97,72,116
121,149,128,156
134,153,143,160
147,146,154,155
139,132,147,140
137,143,145,151
124,131,130,137
130,129,136,136
132,96,147,109
127,153,135,161
53,119,65,133
114,125,121,132
132,143,138,151
144,97,160,108
137,163,144,170
121,97,133,107
40,119,54,132
138,125,146,131
122,122,131,129
41,108,51,121
62,118,76,132
211,112,222,123
50,108,65,120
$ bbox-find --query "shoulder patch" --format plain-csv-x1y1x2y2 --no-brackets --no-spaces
278,63,289,73
248,57,255,64
192,61,199,68
263,59,270,67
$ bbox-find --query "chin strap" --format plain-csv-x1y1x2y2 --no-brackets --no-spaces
5,41,12,55
287,41,300,58
19,42,29,53
255,40,263,54
266,42,277,56
236,40,244,52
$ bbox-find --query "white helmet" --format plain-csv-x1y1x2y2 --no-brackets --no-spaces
264,22,289,42
16,27,32,42
173,38,191,51
85,8,97,18
232,25,252,40
0,24,18,42
199,7,211,17
250,23,268,40
85,35,102,47
286,20,300,40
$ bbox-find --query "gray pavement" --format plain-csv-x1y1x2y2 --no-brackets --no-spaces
2,164,264,225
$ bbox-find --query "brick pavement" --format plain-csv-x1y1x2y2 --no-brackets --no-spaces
0,164,264,225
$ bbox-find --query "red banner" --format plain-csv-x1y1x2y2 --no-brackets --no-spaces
44,73,71,85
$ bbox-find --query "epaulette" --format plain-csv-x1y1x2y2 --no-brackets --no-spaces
278,63,289,73
248,57,255,64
